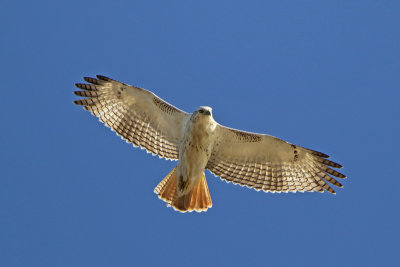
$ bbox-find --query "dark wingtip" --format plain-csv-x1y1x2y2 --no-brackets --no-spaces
75,83,88,89
83,77,100,84
320,158,343,169
96,75,112,81
304,147,330,158
75,83,99,91
316,151,330,158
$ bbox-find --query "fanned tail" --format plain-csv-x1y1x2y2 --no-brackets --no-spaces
154,167,212,213
154,167,178,204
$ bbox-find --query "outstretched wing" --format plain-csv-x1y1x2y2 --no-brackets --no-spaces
206,124,346,194
74,75,190,160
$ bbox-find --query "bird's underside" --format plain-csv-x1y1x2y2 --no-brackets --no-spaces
74,75,347,213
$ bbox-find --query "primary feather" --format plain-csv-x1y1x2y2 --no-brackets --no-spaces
74,75,190,160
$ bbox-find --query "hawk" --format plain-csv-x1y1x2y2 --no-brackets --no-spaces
74,75,346,213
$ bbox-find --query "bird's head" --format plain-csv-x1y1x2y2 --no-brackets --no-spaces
191,106,216,130
196,106,212,116
191,106,213,120
190,106,214,123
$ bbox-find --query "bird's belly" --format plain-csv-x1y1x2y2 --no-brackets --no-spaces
178,129,213,188
176,116,216,194
179,145,209,180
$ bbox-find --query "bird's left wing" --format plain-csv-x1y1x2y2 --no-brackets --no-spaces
206,124,346,194
74,75,190,160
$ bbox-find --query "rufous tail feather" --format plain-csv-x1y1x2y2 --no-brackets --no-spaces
154,167,212,213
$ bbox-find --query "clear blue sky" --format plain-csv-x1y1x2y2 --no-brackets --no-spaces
1,0,399,266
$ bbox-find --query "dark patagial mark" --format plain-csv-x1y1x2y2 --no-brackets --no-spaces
229,129,262,142
153,97,179,114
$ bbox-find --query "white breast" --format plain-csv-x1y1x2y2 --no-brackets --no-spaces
177,115,217,192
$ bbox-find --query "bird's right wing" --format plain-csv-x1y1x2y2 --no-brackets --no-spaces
206,124,346,194
74,75,190,160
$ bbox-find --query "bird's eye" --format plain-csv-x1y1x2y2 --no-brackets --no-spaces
199,110,204,114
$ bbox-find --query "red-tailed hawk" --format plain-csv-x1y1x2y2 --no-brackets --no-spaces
74,75,346,213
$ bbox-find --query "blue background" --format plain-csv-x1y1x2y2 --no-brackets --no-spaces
1,0,399,266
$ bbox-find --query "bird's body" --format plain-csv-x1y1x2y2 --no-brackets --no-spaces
177,107,215,195
74,75,346,213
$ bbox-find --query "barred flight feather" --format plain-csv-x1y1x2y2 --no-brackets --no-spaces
206,125,346,194
73,75,190,161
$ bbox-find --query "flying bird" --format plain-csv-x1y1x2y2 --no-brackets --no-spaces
73,75,346,213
